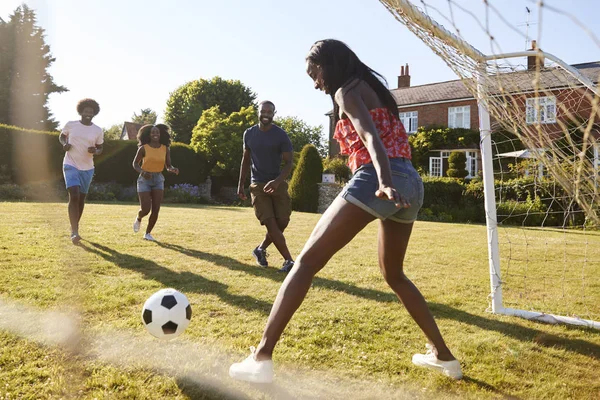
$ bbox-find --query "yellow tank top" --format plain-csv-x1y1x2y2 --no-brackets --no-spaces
141,144,167,173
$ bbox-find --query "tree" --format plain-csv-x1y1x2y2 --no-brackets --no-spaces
131,108,157,125
190,105,257,184
275,116,326,157
103,124,124,141
0,5,67,131
288,144,323,213
164,77,256,144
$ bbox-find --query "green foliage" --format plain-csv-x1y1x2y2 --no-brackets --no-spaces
408,126,480,173
322,156,351,183
190,106,257,185
446,151,468,178
164,77,256,144
0,124,207,187
289,144,323,213
275,116,326,157
131,108,157,125
103,124,123,141
0,5,67,130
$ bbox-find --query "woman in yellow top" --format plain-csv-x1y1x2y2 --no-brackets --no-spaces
132,124,179,241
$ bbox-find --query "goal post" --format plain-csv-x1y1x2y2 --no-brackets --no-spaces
379,0,600,329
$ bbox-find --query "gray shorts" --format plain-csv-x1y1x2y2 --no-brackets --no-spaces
137,172,165,192
340,158,423,223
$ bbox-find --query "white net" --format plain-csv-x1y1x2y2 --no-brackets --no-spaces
380,0,600,326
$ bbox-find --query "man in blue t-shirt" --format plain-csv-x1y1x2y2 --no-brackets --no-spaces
238,101,295,273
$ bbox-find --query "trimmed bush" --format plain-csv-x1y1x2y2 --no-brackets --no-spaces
446,151,468,179
289,144,323,213
0,124,209,187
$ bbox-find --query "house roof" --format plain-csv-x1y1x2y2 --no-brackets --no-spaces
389,61,600,107
122,122,144,140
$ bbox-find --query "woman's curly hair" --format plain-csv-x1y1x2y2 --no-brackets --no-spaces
137,124,172,146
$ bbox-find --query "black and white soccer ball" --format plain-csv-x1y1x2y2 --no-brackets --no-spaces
141,288,192,339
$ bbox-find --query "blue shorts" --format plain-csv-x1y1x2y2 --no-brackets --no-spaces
63,164,94,194
340,158,424,223
137,172,165,192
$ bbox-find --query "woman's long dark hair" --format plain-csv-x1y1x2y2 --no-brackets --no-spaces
306,39,399,123
137,124,171,146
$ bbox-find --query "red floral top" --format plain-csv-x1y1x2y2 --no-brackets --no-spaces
333,108,411,172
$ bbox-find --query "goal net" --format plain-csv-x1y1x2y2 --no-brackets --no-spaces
379,0,600,328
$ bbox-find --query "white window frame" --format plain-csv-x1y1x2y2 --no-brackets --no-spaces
466,151,478,178
448,106,470,129
399,111,418,133
429,157,442,177
526,96,557,124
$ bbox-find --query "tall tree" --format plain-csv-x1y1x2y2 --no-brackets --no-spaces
190,105,257,183
0,5,67,131
164,77,256,144
131,108,157,125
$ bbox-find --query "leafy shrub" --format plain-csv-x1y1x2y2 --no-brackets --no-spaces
323,156,351,183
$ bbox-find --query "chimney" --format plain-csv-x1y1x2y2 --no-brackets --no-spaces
397,63,411,88
527,40,544,71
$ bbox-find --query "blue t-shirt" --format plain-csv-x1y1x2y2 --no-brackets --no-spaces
243,124,293,184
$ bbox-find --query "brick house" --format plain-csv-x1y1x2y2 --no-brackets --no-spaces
327,58,600,178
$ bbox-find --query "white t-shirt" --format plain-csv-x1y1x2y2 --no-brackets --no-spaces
61,121,104,171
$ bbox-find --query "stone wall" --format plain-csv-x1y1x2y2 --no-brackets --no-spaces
318,183,343,213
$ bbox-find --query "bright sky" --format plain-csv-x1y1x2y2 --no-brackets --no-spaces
1,0,599,134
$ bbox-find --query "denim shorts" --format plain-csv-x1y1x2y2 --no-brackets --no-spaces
63,164,94,194
137,172,165,192
340,158,424,223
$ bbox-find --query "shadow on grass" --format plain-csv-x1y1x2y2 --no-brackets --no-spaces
156,241,395,302
429,302,600,360
157,241,600,361
158,242,600,361
79,241,272,315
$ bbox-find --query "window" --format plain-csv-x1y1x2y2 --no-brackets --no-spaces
466,151,478,178
448,106,470,129
526,96,556,124
399,111,418,133
429,157,442,177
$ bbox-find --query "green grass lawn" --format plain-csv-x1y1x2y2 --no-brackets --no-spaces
0,201,599,399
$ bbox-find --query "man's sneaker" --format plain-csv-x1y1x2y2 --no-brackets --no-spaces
252,247,268,267
143,233,156,241
229,347,274,383
279,259,294,273
70,232,81,245
412,344,463,380
133,217,141,233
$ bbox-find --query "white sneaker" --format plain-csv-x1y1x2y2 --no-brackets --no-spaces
412,344,463,380
143,233,155,241
133,217,141,233
229,347,274,383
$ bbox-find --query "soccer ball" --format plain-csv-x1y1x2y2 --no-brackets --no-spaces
141,288,192,339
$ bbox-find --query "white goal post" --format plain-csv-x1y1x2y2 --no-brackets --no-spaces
380,0,600,329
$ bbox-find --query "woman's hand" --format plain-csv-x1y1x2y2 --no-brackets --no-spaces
167,166,179,175
375,185,410,208
141,171,152,179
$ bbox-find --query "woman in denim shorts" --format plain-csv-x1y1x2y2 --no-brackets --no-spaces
230,39,462,383
132,124,179,241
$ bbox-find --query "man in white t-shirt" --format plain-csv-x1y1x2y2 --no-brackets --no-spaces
58,98,104,244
